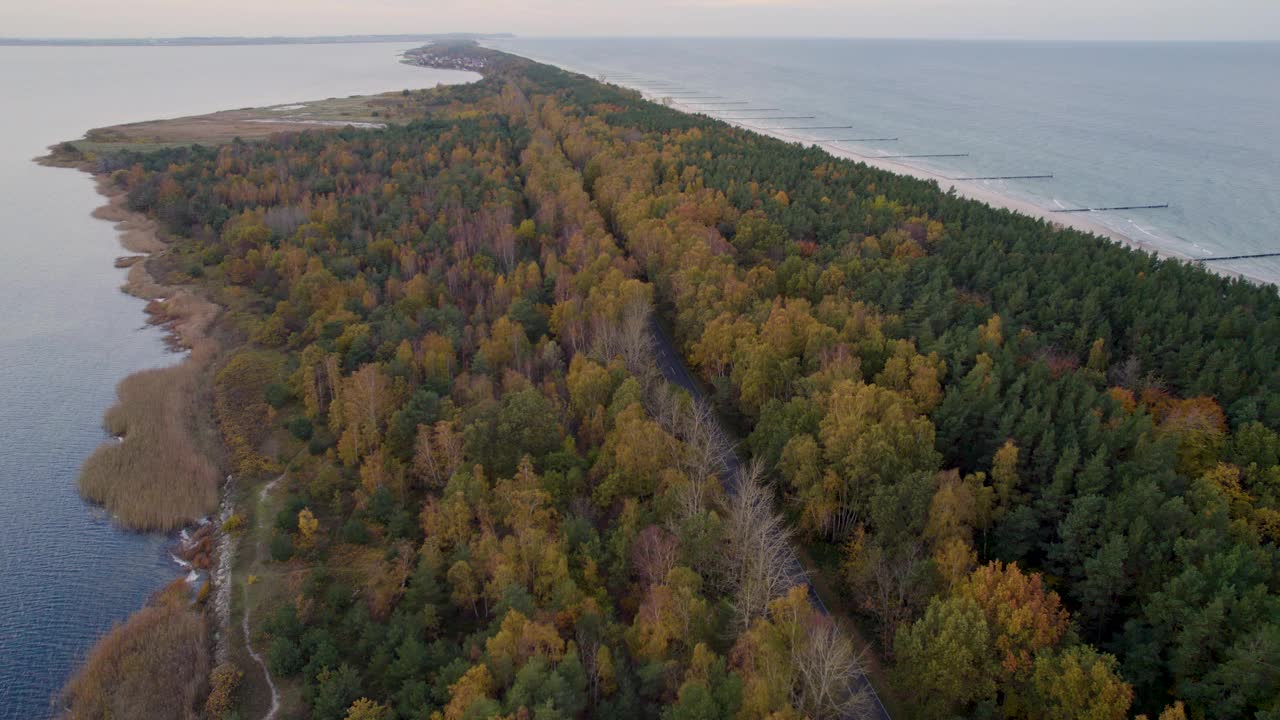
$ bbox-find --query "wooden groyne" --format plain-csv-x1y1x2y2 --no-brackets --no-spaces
827,137,899,143
878,153,970,159
779,125,854,130
1197,252,1280,262
1051,204,1169,213
954,174,1054,180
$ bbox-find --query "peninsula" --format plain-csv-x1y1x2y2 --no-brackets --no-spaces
45,42,1280,720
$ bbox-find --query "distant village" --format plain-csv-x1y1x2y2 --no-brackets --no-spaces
403,44,491,73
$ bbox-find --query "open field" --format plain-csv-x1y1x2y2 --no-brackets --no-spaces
55,91,427,155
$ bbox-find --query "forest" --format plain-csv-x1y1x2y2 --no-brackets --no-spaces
66,43,1279,720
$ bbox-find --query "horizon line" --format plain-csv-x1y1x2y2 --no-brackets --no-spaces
2,33,1278,45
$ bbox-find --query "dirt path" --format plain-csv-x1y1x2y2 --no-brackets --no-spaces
242,582,279,720
241,474,284,720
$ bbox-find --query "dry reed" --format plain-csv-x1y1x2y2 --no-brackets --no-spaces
78,339,221,530
57,581,210,720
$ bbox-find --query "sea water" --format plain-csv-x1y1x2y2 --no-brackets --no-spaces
0,42,475,719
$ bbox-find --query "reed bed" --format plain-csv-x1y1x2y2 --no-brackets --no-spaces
78,339,221,530
58,581,210,720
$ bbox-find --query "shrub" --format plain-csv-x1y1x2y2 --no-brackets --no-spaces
221,513,246,534
287,416,314,441
309,426,337,455
204,663,244,719
269,532,295,562
268,636,303,677
215,350,286,477
342,518,370,545
264,382,292,409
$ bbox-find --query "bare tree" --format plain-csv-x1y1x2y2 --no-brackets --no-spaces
494,221,517,273
434,421,464,481
632,525,679,588
794,617,873,720
618,300,656,380
723,460,803,630
599,301,876,719
263,205,307,238
649,388,734,522
1109,354,1142,389
592,296,659,387
854,538,927,652
413,424,440,488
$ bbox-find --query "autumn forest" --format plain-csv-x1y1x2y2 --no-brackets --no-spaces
58,43,1280,720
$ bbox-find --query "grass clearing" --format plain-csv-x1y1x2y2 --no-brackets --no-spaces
62,92,427,154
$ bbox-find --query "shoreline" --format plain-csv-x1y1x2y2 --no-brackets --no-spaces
36,145,235,717
485,45,1274,288
75,171,225,530
49,158,226,712
717,120,1271,284
680,102,1274,288
86,176,220,338
34,55,489,717
38,146,226,529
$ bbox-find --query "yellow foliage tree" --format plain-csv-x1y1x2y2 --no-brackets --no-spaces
440,665,494,720
978,314,1004,349
345,697,390,720
296,507,319,550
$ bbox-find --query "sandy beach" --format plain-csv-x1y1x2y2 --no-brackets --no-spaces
665,104,1275,287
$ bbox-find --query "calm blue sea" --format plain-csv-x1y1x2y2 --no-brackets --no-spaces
0,43,475,719
491,38,1280,285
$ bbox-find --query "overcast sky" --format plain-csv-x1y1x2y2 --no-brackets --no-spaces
3,0,1278,42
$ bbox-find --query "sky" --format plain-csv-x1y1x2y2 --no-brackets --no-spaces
2,0,1278,42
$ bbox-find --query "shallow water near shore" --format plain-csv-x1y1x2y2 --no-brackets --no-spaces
0,43,475,719
492,37,1280,286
